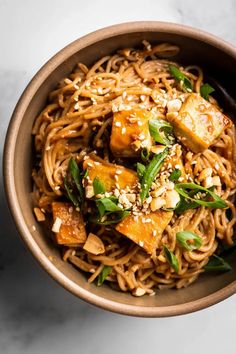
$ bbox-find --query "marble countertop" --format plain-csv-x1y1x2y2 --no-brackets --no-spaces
1,1,236,353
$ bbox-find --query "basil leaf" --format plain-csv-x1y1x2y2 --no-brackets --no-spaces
140,148,169,202
169,168,181,182
141,148,150,163
174,183,227,210
149,119,174,146
64,158,84,207
96,197,122,212
96,202,106,218
200,83,215,101
64,176,80,207
163,246,179,273
97,266,112,286
89,210,130,225
137,162,146,180
169,65,193,93
83,168,89,178
176,231,202,251
204,254,231,272
69,158,83,198
93,177,105,195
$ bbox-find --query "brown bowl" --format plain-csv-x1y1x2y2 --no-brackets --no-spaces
3,21,236,317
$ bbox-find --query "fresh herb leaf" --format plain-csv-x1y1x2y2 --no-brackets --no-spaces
69,158,84,199
83,169,89,178
93,177,105,195
149,119,174,146
169,168,181,182
204,254,231,272
140,148,169,202
141,148,150,163
163,246,179,273
64,176,80,207
174,183,227,210
176,231,202,251
97,266,112,286
96,197,121,213
64,158,84,207
137,162,146,180
169,65,193,93
89,210,130,225
200,83,215,101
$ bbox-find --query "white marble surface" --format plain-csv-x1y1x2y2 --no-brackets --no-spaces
1,0,236,353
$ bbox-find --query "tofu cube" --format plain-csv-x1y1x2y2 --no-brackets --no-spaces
110,109,152,157
83,156,138,192
52,202,87,245
167,93,232,153
116,211,173,254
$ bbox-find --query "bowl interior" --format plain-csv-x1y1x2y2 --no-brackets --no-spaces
7,25,236,315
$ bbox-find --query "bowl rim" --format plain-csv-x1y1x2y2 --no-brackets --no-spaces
3,21,236,317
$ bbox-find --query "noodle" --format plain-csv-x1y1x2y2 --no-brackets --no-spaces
32,41,236,296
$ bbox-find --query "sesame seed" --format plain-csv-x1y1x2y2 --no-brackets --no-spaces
87,162,93,167
83,155,89,160
116,169,122,175
140,95,146,102
121,127,126,134
115,121,121,127
138,133,145,140
54,186,60,190
152,230,157,237
32,225,36,231
139,241,144,247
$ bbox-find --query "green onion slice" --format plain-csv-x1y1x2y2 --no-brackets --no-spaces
176,231,202,251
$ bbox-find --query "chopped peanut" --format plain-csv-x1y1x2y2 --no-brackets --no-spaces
164,190,180,209
83,233,105,255
150,197,166,211
33,207,45,222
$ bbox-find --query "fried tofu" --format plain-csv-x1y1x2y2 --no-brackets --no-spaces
167,93,232,153
116,211,173,254
52,202,86,245
110,109,152,157
83,155,138,192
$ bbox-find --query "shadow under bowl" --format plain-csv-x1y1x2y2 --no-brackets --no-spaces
3,21,236,317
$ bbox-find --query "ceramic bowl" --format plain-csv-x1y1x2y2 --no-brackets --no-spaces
4,21,236,317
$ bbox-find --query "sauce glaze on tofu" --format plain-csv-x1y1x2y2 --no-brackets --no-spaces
167,93,231,153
